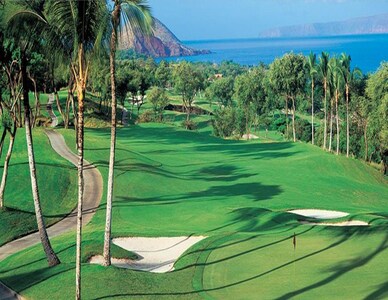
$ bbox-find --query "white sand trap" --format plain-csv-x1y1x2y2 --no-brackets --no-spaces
288,209,349,219
300,220,369,226
89,236,206,273
288,209,369,227
242,134,259,140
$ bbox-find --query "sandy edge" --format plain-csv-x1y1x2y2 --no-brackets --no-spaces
287,209,369,227
89,236,206,273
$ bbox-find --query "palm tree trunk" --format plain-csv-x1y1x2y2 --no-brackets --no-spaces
311,79,314,145
329,99,333,152
336,91,340,155
103,4,120,267
323,80,327,150
0,125,16,208
346,85,350,157
21,52,60,267
71,92,78,148
285,97,289,140
0,128,7,159
291,96,296,142
75,45,86,300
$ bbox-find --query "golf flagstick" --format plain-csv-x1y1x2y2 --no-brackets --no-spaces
293,232,296,289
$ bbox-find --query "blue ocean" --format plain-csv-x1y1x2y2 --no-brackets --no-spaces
160,34,388,73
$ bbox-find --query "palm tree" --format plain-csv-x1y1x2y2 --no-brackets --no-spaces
5,0,61,267
0,112,17,207
44,1,109,298
329,57,344,155
307,52,317,145
103,0,152,267
340,53,362,158
319,52,330,150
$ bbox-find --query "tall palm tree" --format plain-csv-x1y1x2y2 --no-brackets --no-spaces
340,53,362,158
330,57,344,155
319,52,330,150
5,0,61,267
44,1,109,298
307,51,317,145
103,0,152,267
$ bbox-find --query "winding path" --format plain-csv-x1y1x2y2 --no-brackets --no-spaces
0,129,103,299
47,94,58,127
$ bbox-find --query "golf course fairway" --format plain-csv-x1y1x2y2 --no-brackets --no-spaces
0,123,387,299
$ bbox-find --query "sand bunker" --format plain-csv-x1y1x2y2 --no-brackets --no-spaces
89,236,206,273
287,209,369,226
300,220,369,226
288,209,349,219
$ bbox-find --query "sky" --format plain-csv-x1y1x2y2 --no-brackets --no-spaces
148,0,388,41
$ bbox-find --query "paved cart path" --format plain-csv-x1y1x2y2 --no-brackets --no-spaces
0,129,103,299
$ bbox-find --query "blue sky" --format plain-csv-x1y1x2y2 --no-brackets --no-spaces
148,0,388,40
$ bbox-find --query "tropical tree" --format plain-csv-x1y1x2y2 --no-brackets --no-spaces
329,57,344,155
103,0,152,267
0,110,16,207
340,53,362,157
366,62,388,174
43,1,110,298
172,61,204,126
307,51,317,145
148,86,169,121
319,52,330,150
234,66,267,138
155,60,171,88
4,0,61,267
268,53,305,142
205,76,235,108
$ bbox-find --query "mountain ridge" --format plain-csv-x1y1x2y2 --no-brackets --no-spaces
259,13,388,38
119,18,210,58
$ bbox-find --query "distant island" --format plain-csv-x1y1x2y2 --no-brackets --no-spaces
119,18,210,58
259,13,388,38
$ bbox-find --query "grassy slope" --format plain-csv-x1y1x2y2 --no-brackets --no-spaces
0,123,387,299
0,129,77,246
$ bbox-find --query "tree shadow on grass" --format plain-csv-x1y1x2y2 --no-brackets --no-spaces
274,229,388,300
117,182,282,206
1,265,74,294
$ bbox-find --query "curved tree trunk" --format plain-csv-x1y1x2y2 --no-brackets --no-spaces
21,52,60,267
323,79,327,150
54,87,65,122
311,79,315,145
0,128,7,159
0,126,16,208
103,3,120,267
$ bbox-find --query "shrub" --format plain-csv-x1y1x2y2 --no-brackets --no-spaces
212,107,237,138
295,118,312,142
137,110,154,123
181,119,197,130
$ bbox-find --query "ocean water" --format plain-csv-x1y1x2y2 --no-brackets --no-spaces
160,34,388,73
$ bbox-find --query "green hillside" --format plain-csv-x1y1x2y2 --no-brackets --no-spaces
0,124,387,299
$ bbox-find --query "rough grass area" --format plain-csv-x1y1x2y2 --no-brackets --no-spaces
0,129,77,246
0,123,387,299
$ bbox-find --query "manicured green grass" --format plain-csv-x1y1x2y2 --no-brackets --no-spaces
0,123,387,299
0,129,77,246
